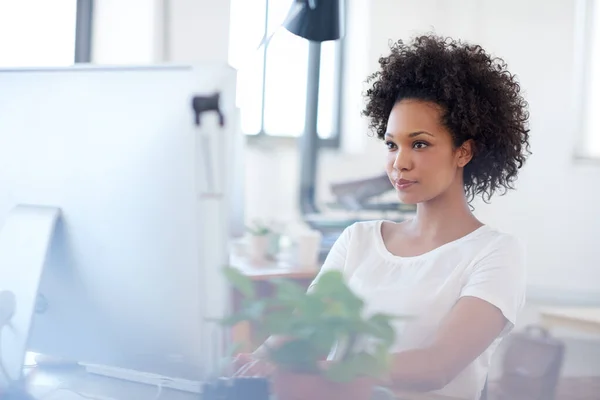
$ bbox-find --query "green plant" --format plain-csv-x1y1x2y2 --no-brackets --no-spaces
245,220,272,236
221,266,400,384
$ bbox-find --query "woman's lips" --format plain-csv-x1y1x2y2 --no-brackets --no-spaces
394,178,417,190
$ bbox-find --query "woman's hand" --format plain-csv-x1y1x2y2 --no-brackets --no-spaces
317,359,334,371
231,353,276,377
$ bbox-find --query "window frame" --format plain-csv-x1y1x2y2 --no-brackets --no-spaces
242,0,346,149
573,0,600,161
75,0,94,63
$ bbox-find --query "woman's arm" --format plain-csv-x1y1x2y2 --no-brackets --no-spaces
387,296,507,392
241,299,506,384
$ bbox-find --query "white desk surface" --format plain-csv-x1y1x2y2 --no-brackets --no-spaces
24,365,196,400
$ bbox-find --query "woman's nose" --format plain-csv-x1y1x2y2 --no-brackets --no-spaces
393,148,412,171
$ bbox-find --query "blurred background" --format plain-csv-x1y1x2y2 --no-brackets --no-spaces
1,0,599,397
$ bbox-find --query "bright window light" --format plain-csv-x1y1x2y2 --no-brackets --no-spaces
585,0,600,157
228,0,340,139
0,0,77,67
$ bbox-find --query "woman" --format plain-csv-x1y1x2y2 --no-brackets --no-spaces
235,34,530,400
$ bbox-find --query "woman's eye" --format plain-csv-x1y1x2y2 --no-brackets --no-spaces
413,141,429,149
385,141,397,150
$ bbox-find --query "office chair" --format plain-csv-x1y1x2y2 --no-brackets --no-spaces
480,378,488,400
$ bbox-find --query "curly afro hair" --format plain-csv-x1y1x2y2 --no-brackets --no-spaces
363,34,531,203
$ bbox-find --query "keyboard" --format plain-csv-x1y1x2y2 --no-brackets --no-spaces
80,362,202,393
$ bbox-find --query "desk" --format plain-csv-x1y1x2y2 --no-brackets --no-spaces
539,306,600,335
23,365,196,399
21,365,464,400
23,366,463,400
229,255,319,351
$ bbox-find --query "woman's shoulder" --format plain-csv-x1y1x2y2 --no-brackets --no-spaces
328,220,384,252
474,225,525,254
342,219,383,240
463,225,527,277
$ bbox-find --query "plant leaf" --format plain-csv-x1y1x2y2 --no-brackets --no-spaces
309,322,338,357
272,278,307,305
260,310,296,336
310,270,364,315
269,339,319,373
240,298,267,320
218,268,399,384
364,313,396,346
218,314,247,326
223,266,255,299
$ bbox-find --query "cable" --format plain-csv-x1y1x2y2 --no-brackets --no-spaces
152,380,165,400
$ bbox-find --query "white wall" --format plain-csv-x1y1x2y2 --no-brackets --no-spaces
165,0,231,64
92,0,164,64
92,0,600,301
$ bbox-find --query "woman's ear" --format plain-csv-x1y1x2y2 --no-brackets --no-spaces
457,139,475,168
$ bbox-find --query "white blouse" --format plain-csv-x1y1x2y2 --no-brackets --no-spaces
311,220,527,400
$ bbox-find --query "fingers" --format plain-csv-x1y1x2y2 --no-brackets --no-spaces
231,353,253,370
230,352,276,378
233,359,275,377
232,359,258,377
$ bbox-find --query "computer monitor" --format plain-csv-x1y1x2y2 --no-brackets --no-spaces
0,64,240,392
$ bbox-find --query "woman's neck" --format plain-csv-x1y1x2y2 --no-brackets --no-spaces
410,184,481,239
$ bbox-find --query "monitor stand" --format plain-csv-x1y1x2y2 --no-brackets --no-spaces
0,382,36,400
0,290,34,400
0,205,61,397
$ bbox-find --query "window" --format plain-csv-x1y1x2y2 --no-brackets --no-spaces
586,0,600,157
0,0,79,67
579,0,600,158
229,0,343,141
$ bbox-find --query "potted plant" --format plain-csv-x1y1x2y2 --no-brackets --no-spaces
221,266,399,400
245,220,273,262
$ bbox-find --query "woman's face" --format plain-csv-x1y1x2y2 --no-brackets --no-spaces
384,99,472,204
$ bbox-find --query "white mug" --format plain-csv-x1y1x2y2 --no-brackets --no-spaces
248,234,270,263
295,229,322,268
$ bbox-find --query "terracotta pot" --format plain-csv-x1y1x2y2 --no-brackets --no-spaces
271,369,375,400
